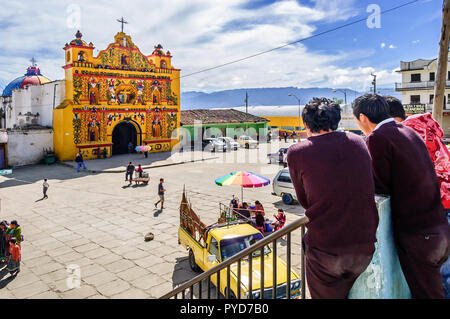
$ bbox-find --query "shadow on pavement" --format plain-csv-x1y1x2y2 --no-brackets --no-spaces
131,183,149,188
153,209,163,217
170,257,223,299
0,267,15,289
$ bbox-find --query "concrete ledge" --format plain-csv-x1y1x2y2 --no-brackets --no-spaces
349,195,411,299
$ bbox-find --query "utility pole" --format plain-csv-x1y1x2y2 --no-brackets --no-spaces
245,91,248,114
433,0,450,126
371,73,377,94
288,94,301,138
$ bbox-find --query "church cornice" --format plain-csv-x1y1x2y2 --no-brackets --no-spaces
64,45,94,51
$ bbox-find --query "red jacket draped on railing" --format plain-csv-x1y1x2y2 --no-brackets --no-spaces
403,113,450,209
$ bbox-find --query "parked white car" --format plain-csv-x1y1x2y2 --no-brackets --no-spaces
237,136,258,149
217,137,239,151
203,138,226,152
272,168,297,205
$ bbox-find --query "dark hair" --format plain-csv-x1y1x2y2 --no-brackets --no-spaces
278,208,284,213
10,220,18,226
44,179,47,181
384,96,406,120
160,178,164,181
302,97,341,133
352,94,390,124
10,237,16,244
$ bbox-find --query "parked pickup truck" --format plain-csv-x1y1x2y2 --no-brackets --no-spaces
178,190,301,299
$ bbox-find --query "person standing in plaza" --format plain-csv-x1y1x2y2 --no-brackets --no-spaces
154,178,166,209
128,141,133,154
75,151,86,172
287,97,379,299
6,237,21,276
43,179,49,199
0,221,9,263
136,164,143,178
125,162,135,185
6,221,22,246
353,94,450,299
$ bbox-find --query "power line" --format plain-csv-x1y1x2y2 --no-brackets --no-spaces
177,0,419,80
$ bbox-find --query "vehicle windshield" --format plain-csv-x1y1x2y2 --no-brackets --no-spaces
220,233,271,261
242,136,249,140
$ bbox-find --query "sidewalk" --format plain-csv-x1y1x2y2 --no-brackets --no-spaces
60,150,219,173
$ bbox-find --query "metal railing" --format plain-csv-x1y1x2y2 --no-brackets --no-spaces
160,215,309,300
395,80,450,90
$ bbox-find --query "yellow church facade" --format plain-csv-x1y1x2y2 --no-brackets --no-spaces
53,30,180,161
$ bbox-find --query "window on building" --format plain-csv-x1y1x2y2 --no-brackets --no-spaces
281,126,294,131
430,72,435,82
410,95,421,104
411,74,421,82
430,94,434,104
448,71,450,80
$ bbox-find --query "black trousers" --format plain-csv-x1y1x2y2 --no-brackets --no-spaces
395,224,450,299
125,172,133,181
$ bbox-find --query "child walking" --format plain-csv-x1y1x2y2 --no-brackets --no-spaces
6,237,21,276
43,179,49,199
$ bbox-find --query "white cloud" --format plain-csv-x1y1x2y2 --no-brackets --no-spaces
0,0,397,93
381,43,386,48
389,44,396,49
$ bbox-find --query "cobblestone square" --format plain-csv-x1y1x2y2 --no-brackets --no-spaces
0,146,305,299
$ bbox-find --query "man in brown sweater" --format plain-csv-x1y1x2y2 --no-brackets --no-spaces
353,94,450,298
287,98,379,299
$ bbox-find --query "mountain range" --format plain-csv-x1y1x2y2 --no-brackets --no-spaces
180,87,400,109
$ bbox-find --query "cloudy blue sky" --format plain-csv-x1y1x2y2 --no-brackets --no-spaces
0,0,442,93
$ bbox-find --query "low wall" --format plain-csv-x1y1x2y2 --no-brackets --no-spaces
349,195,411,299
7,129,53,167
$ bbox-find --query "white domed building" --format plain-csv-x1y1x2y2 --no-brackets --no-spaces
0,62,65,168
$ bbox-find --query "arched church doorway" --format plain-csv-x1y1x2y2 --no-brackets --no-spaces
112,121,138,155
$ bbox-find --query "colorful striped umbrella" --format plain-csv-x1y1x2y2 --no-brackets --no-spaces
215,171,270,201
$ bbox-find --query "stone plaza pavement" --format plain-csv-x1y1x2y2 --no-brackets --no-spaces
0,144,305,299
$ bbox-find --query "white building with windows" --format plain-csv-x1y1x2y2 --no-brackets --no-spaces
395,57,450,136
0,64,65,167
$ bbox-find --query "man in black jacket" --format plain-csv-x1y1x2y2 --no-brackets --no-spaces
125,162,135,185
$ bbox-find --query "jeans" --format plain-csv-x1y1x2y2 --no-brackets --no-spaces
76,162,86,172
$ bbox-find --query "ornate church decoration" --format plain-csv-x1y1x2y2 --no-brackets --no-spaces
54,28,180,161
